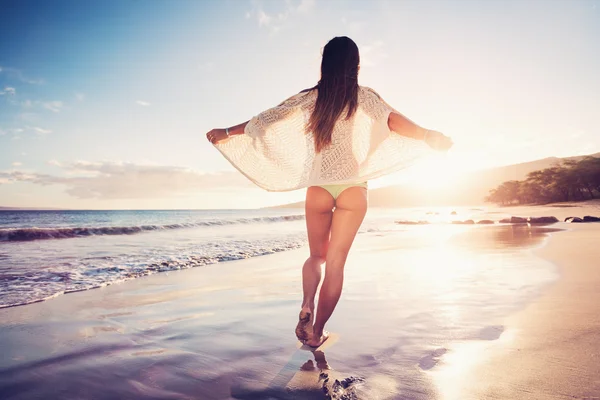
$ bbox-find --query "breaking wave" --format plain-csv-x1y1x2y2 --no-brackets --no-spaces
0,214,305,242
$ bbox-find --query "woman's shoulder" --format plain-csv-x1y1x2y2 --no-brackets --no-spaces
299,85,318,94
273,88,315,107
359,86,383,99
357,86,393,118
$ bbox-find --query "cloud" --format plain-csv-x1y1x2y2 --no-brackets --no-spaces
248,0,315,33
12,162,22,167
0,65,44,85
136,100,151,106
0,87,16,95
0,161,252,199
0,171,41,183
361,40,389,67
74,92,85,102
257,10,272,26
297,0,315,13
33,127,52,135
341,16,367,34
3,127,25,140
43,101,63,112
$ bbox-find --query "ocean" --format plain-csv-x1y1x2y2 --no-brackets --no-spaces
0,207,555,310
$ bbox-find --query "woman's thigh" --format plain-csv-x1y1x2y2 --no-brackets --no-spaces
328,187,368,259
305,186,335,258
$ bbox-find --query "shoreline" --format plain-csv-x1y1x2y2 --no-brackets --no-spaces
426,209,600,400
452,222,600,399
1,206,598,399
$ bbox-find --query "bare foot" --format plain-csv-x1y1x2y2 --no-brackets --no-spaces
306,331,329,348
295,308,313,342
300,359,315,371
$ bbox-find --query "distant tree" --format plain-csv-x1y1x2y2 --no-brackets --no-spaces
485,156,600,205
517,180,542,204
576,157,600,197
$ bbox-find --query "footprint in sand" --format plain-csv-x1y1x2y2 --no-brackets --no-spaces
418,348,448,370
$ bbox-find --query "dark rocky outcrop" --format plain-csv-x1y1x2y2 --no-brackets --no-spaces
510,216,528,224
452,220,475,225
529,216,559,224
499,216,559,224
500,216,528,223
565,217,584,223
583,215,600,222
477,220,495,224
564,216,600,223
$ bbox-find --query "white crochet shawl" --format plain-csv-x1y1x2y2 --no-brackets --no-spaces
215,86,432,191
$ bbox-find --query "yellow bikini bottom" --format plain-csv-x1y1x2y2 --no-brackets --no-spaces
317,182,368,200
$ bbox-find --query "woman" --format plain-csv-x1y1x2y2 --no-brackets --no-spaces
206,36,452,347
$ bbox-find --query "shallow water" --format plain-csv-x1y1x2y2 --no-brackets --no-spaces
0,222,560,399
0,206,508,308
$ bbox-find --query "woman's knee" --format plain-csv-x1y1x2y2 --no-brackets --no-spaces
325,249,348,268
307,255,326,265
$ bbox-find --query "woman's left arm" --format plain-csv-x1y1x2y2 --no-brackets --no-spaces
206,121,249,144
388,112,453,151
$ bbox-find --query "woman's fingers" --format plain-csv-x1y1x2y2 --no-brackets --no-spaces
206,129,218,144
426,132,453,151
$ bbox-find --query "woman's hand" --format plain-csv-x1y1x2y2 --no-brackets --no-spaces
425,130,453,151
206,128,229,144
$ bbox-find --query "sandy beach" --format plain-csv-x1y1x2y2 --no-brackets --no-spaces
1,202,600,399
446,205,600,399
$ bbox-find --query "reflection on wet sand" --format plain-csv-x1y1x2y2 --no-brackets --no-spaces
233,348,340,399
301,350,331,372
450,224,563,250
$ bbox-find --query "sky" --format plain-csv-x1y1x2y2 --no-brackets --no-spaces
1,0,599,209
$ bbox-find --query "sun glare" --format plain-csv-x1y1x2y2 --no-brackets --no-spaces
409,158,464,190
374,155,475,191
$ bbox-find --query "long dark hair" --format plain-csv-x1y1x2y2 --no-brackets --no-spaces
306,36,360,153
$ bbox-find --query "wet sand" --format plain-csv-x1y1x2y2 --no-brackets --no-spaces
1,203,599,399
446,227,600,399
430,200,600,400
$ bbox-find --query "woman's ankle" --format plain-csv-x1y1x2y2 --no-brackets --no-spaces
312,326,323,338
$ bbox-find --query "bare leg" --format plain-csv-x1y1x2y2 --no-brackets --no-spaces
307,186,367,347
296,187,333,342
301,256,325,312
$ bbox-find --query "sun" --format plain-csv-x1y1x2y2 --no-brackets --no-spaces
372,154,476,191
408,158,464,190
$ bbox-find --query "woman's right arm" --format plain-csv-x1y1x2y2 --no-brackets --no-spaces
206,120,249,144
387,112,453,151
